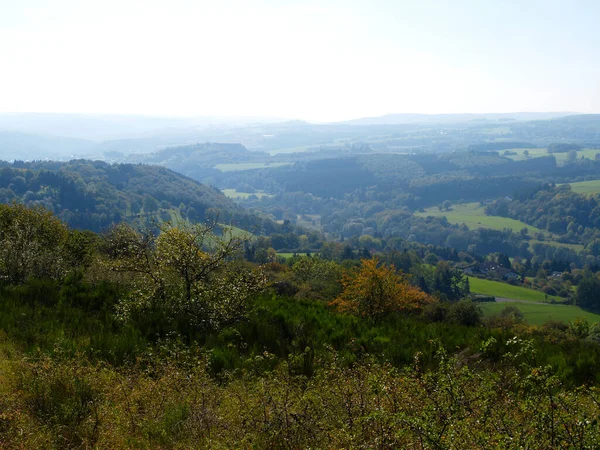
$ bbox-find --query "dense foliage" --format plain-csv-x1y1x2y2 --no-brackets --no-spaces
2,204,600,447
0,160,269,232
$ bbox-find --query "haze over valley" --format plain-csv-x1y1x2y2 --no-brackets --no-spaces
3,1,600,447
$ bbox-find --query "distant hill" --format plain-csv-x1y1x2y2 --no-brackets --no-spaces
340,112,578,126
0,131,97,161
509,114,600,145
0,113,287,141
0,160,266,232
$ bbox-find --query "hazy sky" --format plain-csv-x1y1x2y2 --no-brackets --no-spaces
1,0,599,122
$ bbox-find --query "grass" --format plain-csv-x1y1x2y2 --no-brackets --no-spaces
416,202,581,252
468,277,560,302
528,239,584,252
222,189,273,199
416,202,542,234
506,148,600,165
565,180,600,195
480,302,600,326
278,252,315,259
214,162,290,172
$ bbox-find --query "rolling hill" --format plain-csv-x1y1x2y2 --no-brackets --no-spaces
0,159,267,232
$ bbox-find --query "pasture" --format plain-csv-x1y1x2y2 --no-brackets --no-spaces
416,202,541,234
566,179,600,195
468,277,561,303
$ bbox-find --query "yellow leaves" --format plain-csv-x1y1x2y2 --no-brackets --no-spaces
330,258,434,318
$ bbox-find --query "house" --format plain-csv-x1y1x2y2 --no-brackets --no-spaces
462,262,519,282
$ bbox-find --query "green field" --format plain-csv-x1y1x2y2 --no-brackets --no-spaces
506,148,600,165
528,239,584,252
222,188,273,199
415,202,581,251
416,202,542,234
214,162,290,172
565,179,600,195
278,252,315,259
468,277,560,302
480,302,600,326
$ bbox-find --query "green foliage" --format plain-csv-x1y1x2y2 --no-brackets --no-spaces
0,203,69,283
0,160,254,232
105,221,266,331
575,273,600,310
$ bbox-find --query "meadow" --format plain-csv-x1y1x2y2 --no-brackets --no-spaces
566,179,600,195
416,202,582,251
506,147,600,164
468,276,561,302
214,162,290,172
416,202,542,234
222,188,273,199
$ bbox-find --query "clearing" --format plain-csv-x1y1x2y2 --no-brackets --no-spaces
416,202,541,234
214,162,291,172
222,189,273,199
468,277,561,303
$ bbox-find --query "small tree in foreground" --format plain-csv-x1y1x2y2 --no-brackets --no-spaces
330,257,434,319
104,220,266,330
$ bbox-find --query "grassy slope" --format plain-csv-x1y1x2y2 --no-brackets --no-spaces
468,277,560,302
222,188,273,199
507,148,600,164
416,202,583,251
567,180,600,195
214,162,291,172
416,202,542,233
480,302,600,326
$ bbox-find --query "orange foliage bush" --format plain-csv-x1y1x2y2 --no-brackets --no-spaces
329,257,434,318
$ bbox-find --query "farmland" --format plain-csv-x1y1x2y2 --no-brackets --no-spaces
416,202,541,233
468,277,561,303
566,179,600,195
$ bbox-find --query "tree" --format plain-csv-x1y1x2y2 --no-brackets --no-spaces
433,261,470,301
330,257,433,319
497,253,511,269
575,274,600,310
104,220,265,330
0,203,69,283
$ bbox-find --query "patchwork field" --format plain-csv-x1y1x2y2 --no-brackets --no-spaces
480,302,600,326
468,277,561,303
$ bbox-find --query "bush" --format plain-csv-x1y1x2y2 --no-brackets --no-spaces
447,300,482,326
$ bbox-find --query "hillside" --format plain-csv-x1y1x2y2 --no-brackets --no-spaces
0,160,250,232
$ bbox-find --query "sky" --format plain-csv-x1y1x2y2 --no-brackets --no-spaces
0,0,599,122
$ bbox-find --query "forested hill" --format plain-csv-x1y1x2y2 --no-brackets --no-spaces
0,160,265,232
